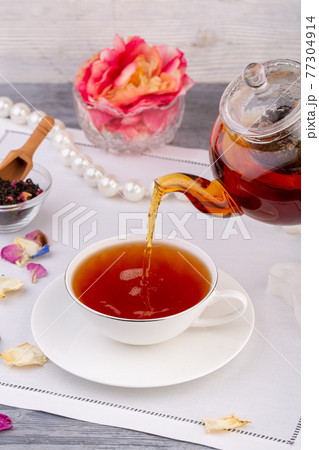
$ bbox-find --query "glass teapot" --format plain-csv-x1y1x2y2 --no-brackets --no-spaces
155,59,301,225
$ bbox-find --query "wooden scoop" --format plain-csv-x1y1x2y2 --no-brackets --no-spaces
0,115,55,181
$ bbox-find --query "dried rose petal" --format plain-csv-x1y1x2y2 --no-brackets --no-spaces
17,192,32,202
203,414,251,432
13,237,40,256
0,276,24,298
25,230,49,246
0,413,13,431
1,230,50,268
1,244,24,264
27,263,47,283
0,342,47,366
11,237,40,267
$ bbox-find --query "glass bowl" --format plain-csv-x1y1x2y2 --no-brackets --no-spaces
73,86,185,153
0,163,52,233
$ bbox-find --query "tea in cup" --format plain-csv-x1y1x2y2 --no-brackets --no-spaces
65,235,247,345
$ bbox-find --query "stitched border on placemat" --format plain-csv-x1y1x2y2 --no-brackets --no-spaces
3,129,211,167
0,381,300,445
75,140,211,167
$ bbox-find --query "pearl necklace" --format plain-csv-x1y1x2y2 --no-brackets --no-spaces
0,97,187,203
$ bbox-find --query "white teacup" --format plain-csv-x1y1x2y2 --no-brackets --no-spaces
65,235,248,345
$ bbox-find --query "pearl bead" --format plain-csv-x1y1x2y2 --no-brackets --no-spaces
58,145,78,167
51,130,64,148
84,166,99,187
82,155,93,170
49,119,66,139
123,180,145,202
94,165,105,179
27,110,45,129
71,154,93,176
72,155,86,176
0,97,13,118
10,102,31,125
98,175,121,198
52,130,74,150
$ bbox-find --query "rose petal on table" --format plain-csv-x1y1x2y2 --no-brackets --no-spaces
1,232,49,267
0,413,13,431
13,237,40,258
27,263,47,283
25,230,49,246
1,244,24,264
12,237,45,267
202,414,251,432
0,276,24,298
0,342,47,366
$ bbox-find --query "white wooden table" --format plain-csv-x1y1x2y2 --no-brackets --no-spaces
0,0,300,85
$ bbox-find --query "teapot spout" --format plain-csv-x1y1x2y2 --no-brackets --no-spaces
155,173,242,218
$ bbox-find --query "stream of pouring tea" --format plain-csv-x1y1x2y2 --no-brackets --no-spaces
141,173,234,310
143,182,165,280
140,182,165,316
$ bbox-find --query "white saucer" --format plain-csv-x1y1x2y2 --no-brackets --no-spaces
31,270,254,388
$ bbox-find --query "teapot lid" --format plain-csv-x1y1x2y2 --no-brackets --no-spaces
219,59,301,140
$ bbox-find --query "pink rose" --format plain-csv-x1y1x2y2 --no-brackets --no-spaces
74,35,193,143
75,34,194,114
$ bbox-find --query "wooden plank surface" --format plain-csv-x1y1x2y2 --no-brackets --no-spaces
0,82,225,150
0,0,300,84
0,407,213,449
0,82,219,449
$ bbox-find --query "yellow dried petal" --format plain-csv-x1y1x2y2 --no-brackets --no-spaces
0,342,47,366
13,237,40,266
203,414,251,433
0,276,23,298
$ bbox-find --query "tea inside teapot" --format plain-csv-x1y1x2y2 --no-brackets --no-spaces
151,59,301,227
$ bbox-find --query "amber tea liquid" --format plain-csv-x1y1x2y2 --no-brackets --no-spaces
73,241,212,320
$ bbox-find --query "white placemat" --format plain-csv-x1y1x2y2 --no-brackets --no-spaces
0,119,301,449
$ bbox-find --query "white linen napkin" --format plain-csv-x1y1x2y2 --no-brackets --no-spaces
0,119,301,449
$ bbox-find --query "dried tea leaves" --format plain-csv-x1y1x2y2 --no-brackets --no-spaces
0,178,43,206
